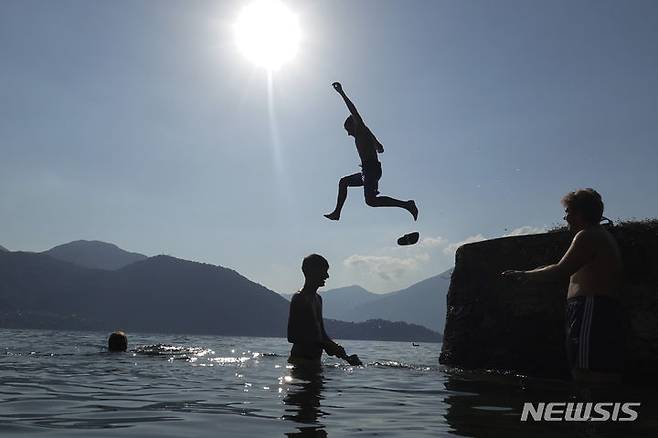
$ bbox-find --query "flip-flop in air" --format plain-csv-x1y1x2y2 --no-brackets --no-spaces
397,231,420,246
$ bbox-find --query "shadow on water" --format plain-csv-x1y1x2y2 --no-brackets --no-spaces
442,369,658,438
283,365,328,438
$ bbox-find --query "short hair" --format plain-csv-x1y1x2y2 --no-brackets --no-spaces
344,115,354,131
108,331,128,352
302,254,329,276
561,188,604,225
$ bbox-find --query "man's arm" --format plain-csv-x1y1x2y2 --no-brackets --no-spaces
287,294,304,344
375,139,384,154
502,230,594,282
363,125,384,153
317,296,347,358
317,296,363,366
332,82,363,125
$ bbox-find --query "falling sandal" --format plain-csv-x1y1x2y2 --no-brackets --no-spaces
397,231,420,246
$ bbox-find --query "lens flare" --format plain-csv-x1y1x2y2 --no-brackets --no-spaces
234,0,301,71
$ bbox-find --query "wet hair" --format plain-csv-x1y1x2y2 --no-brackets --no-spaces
561,188,604,225
344,115,354,132
302,254,329,276
108,331,128,352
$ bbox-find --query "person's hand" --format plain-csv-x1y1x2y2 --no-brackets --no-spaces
332,82,343,93
324,342,344,358
346,354,363,366
501,270,527,281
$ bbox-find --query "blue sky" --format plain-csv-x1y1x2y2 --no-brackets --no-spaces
2,0,657,294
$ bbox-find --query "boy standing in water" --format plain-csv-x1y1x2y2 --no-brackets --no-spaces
287,254,361,366
324,82,418,222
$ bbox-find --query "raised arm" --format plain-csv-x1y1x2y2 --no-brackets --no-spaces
332,82,363,125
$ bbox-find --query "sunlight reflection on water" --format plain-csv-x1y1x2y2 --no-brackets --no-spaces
1,329,657,437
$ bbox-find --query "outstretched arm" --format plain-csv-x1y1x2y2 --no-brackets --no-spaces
501,230,593,282
332,82,363,125
317,297,362,365
317,296,345,357
320,319,362,366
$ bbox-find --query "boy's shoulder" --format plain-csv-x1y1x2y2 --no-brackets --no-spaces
290,291,306,300
290,291,320,302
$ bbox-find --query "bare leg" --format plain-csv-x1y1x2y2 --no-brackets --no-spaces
365,195,418,221
324,173,363,221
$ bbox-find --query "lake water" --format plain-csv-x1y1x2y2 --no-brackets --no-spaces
1,329,657,437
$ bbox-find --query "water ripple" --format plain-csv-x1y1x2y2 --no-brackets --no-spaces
2,329,657,437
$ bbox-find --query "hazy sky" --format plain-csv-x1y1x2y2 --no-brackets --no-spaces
2,0,657,294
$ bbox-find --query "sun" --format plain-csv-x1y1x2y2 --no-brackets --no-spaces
234,0,301,71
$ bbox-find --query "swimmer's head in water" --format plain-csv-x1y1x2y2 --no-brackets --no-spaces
561,188,604,231
302,254,329,288
344,116,355,136
108,331,128,352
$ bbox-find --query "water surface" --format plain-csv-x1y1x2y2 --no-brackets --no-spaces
1,329,656,437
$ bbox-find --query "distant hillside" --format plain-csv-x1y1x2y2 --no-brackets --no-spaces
282,272,452,332
282,285,381,320
0,251,439,341
108,256,288,336
0,251,287,336
0,245,7,252
325,319,441,343
0,251,110,329
345,271,451,333
320,285,381,319
43,240,147,270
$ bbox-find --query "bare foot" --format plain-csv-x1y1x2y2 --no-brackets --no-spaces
407,201,418,221
324,212,340,221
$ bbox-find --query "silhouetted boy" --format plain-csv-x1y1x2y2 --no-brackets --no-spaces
324,82,418,222
288,254,361,366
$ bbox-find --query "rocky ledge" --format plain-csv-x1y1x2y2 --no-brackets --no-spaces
439,220,658,380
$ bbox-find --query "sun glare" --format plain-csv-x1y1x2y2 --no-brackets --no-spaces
234,0,301,71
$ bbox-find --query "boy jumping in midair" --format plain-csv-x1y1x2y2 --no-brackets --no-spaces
324,82,418,221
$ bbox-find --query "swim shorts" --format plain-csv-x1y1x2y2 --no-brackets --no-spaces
565,295,627,373
360,161,382,197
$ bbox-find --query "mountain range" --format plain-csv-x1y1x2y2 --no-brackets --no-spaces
283,270,451,333
281,285,377,319
42,240,148,270
0,241,442,342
